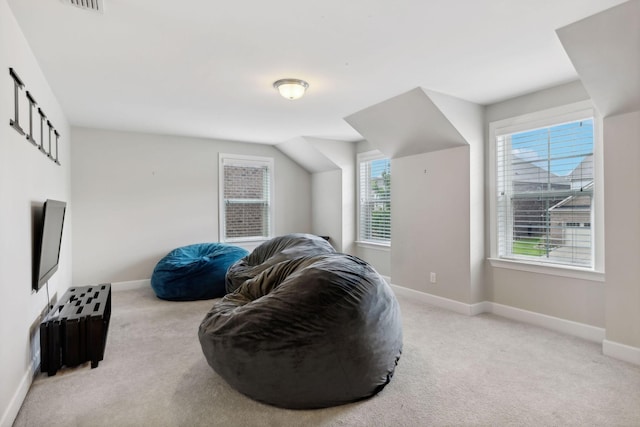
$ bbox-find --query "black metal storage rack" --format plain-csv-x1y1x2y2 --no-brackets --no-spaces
40,284,111,376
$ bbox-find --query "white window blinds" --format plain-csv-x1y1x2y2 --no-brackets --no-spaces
358,152,391,245
496,117,594,267
220,154,273,242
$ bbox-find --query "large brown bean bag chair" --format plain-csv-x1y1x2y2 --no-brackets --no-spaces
225,233,336,293
199,248,402,409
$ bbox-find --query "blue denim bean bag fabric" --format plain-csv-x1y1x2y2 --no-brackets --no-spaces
151,243,249,301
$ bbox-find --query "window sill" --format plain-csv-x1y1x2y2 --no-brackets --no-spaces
488,258,604,282
356,241,391,251
224,237,269,244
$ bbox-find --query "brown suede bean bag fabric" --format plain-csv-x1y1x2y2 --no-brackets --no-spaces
199,238,402,409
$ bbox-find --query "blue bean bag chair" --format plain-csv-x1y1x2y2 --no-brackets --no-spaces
151,243,249,301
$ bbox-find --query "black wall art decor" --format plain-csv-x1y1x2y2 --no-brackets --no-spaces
9,67,61,165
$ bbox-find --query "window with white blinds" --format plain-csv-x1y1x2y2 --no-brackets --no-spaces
358,151,391,245
495,114,594,268
219,154,273,242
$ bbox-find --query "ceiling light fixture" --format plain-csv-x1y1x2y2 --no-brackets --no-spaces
273,78,309,100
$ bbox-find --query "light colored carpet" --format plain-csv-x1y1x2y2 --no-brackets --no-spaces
14,286,640,426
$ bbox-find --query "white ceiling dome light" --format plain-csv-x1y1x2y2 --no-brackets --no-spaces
273,79,309,100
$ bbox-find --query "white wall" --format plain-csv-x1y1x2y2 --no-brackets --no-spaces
0,1,71,425
555,1,640,358
307,138,357,254
351,81,607,329
339,160,356,256
351,91,484,297
603,110,640,348
484,80,606,327
423,90,485,303
71,127,311,286
391,146,472,302
312,170,343,249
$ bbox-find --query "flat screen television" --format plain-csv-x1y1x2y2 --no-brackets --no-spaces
33,199,66,291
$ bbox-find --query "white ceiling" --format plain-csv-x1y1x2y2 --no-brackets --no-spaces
7,0,628,145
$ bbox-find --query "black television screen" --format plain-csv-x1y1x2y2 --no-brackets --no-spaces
34,199,66,291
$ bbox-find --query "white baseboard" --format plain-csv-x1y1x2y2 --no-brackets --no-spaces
489,302,605,344
111,279,150,291
390,284,478,316
0,362,35,427
603,339,640,365
470,301,492,316
390,285,605,344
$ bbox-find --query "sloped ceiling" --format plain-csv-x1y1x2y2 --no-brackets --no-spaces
557,0,640,117
276,137,339,173
344,88,481,159
276,137,355,173
423,89,484,147
304,137,355,170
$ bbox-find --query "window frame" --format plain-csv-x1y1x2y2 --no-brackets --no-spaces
357,150,391,248
488,100,604,281
218,153,274,243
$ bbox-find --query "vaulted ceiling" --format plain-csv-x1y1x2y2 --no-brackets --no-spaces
7,0,628,144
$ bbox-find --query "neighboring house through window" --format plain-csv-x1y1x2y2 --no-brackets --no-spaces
490,103,596,269
219,154,273,242
358,151,391,245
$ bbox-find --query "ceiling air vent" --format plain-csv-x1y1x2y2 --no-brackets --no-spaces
64,0,104,13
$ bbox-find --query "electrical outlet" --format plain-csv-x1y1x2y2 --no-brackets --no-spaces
430,272,437,283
